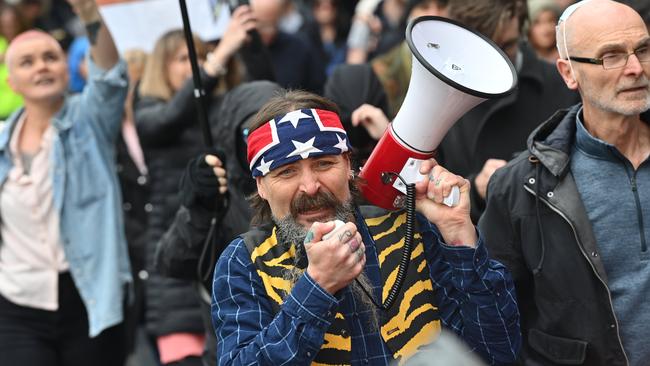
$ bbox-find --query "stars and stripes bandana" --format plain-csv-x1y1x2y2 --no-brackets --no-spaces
247,108,352,177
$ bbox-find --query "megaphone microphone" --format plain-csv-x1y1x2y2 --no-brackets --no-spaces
360,16,517,210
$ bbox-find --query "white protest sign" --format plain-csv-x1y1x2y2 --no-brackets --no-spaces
98,0,231,54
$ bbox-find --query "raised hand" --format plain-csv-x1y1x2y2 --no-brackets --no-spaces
305,221,366,294
204,5,257,77
474,159,507,199
351,103,389,140
415,159,477,247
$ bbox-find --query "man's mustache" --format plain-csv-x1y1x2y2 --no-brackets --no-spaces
290,190,341,217
617,76,650,93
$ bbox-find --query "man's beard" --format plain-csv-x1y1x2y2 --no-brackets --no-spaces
582,74,650,116
273,190,380,331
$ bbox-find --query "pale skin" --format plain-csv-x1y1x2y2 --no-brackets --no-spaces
204,154,228,195
256,154,477,295
249,0,288,46
5,0,118,156
556,0,650,169
474,158,507,199
350,103,389,140
169,6,256,91
203,5,257,77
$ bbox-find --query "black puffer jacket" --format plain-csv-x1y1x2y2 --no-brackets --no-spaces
154,81,282,366
116,134,150,352
135,71,220,337
155,81,283,285
478,104,648,365
438,43,580,223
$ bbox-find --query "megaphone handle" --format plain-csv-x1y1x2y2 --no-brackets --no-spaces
442,186,460,207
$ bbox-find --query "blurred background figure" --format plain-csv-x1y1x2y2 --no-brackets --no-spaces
369,0,449,117
118,47,155,366
155,80,282,366
250,0,326,92
527,0,561,62
346,0,407,63
66,35,88,93
299,0,351,76
12,0,79,50
0,0,131,364
0,3,26,120
553,0,576,11
437,0,580,222
323,63,390,166
135,12,251,363
135,29,211,366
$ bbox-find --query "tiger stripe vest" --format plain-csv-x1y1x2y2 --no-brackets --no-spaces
241,206,441,365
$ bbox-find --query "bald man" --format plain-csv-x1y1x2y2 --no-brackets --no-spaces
479,0,650,365
0,0,131,365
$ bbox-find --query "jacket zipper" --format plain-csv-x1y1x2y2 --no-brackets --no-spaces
524,185,629,365
630,174,647,252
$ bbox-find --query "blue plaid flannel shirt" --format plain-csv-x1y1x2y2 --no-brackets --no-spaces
212,213,521,365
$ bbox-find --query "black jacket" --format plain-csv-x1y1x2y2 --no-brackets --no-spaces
478,104,643,365
134,72,220,337
155,81,283,285
116,134,150,351
153,81,281,365
438,43,580,222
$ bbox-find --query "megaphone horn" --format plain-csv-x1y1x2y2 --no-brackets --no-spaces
360,16,517,210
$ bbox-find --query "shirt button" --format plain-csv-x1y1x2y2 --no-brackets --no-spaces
591,251,599,257
88,298,96,306
144,203,153,212
123,202,132,211
306,351,312,357
610,324,616,329
137,176,147,185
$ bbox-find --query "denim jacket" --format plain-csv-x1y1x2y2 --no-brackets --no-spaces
0,58,131,337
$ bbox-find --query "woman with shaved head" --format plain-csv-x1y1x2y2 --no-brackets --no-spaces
0,0,132,365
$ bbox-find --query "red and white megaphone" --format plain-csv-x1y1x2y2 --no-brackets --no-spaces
360,16,517,210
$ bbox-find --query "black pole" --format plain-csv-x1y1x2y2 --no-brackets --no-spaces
178,0,213,148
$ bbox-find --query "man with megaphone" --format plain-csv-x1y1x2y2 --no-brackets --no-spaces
211,89,520,366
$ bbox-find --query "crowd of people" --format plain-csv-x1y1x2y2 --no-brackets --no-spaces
0,0,648,365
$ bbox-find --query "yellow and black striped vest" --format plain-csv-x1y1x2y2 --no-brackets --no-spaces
241,207,441,365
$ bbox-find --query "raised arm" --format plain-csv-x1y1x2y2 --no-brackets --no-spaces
67,0,118,70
